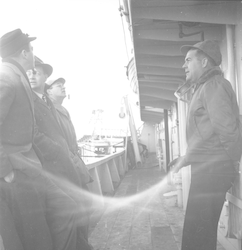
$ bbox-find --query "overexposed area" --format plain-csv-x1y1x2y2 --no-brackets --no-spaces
0,0,134,138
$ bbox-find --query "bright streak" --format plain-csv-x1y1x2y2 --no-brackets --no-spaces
43,169,169,215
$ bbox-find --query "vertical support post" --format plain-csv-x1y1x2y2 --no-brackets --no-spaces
235,24,242,112
226,25,236,92
235,21,242,192
177,99,190,210
118,156,125,176
100,163,114,194
234,19,242,250
164,109,170,172
87,167,104,208
109,159,120,183
124,96,142,166
175,103,180,157
123,118,129,171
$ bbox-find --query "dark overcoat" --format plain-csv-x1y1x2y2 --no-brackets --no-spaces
54,103,93,185
32,93,81,188
0,60,52,250
33,93,90,230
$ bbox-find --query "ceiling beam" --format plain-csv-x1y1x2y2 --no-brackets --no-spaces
131,0,229,8
135,44,183,56
140,96,161,102
134,39,196,46
137,65,184,76
139,81,179,91
136,55,184,68
141,109,163,115
131,2,237,25
138,75,184,84
134,39,199,57
133,25,222,42
140,88,177,102
140,99,174,109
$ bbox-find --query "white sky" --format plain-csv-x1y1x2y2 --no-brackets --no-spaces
0,0,133,138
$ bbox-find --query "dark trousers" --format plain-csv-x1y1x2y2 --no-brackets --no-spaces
64,182,92,250
44,169,93,250
0,170,78,250
0,198,24,250
181,161,237,250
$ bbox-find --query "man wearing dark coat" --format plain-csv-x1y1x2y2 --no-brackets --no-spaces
27,57,92,250
46,77,93,244
0,29,79,250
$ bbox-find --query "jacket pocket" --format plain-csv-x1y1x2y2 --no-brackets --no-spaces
193,114,214,141
193,116,203,139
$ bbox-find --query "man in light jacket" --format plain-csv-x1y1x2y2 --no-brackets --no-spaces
169,40,242,250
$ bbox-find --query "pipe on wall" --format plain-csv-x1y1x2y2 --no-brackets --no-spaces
226,25,236,92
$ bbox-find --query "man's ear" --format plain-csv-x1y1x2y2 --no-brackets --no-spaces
21,49,27,59
44,74,48,82
201,57,208,68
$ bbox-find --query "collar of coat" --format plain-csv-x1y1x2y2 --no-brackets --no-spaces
2,58,30,84
194,66,223,93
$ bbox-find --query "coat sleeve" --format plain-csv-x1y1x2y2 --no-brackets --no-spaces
203,78,242,161
0,76,15,178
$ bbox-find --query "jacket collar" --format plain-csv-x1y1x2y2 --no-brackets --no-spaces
32,91,52,110
194,66,222,93
2,58,30,84
2,59,35,116
198,66,222,84
32,91,40,102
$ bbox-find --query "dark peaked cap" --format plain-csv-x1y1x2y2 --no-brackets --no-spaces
0,28,36,59
35,56,53,77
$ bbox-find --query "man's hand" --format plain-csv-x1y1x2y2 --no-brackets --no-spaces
168,156,187,173
4,171,15,183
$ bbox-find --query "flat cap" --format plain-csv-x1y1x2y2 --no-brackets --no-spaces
180,40,222,66
45,77,65,92
0,28,36,59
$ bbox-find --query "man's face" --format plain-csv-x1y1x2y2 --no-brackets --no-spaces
48,81,66,99
27,66,48,92
25,43,35,70
182,49,203,83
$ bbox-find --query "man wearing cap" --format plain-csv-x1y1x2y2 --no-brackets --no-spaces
46,77,94,244
169,40,242,250
0,29,81,250
45,77,93,187
27,57,92,250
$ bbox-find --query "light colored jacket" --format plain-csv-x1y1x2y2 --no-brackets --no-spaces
186,67,242,163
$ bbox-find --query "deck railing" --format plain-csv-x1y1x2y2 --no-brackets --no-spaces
86,149,127,199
